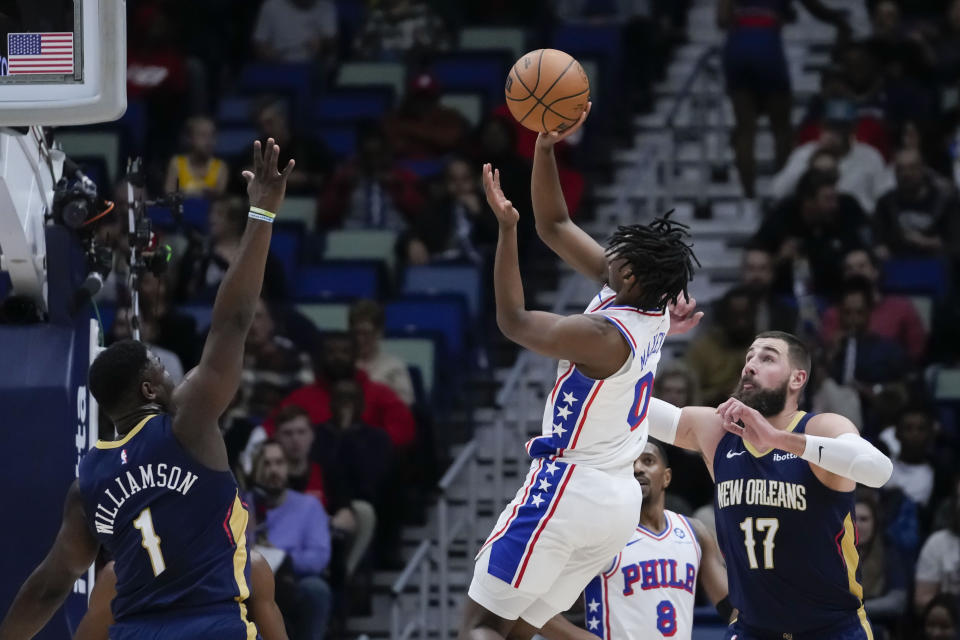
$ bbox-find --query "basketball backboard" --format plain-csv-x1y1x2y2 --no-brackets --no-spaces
0,0,126,126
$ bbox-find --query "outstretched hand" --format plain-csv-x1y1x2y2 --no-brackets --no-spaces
241,138,295,215
716,397,781,452
536,101,591,150
482,163,519,228
667,294,704,336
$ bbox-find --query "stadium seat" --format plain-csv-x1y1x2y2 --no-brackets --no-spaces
281,196,318,233
385,295,468,359
459,27,527,60
882,258,949,300
315,123,358,158
323,229,398,275
935,368,960,401
382,336,437,395
399,158,445,179
910,295,933,333
237,63,313,112
92,301,116,337
270,223,304,290
147,205,177,232
182,198,211,234
295,302,350,331
215,127,259,158
178,304,214,332
216,96,257,126
337,62,405,98
117,100,148,153
402,264,482,319
56,131,121,184
440,93,484,127
431,53,511,108
312,88,393,124
294,261,381,300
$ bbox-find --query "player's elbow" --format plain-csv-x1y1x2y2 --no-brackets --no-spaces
852,450,893,488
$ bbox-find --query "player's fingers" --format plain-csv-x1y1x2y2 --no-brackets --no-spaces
241,170,254,185
280,159,295,179
251,140,262,175
721,420,744,436
270,141,280,174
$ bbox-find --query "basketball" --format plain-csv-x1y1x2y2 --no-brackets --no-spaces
505,49,590,133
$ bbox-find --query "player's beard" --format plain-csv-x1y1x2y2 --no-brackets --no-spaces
732,377,789,417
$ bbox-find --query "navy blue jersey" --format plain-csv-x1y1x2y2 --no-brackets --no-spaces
78,414,256,637
713,412,871,636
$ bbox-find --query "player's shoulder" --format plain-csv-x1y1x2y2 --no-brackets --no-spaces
804,411,858,437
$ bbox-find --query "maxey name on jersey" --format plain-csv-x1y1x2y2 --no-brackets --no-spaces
93,463,199,534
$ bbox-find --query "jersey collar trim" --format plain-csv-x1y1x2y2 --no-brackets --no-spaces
95,414,157,449
744,411,805,458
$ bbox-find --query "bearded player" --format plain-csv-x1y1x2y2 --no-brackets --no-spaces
645,330,893,640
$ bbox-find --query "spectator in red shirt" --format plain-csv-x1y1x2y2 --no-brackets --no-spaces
820,248,928,362
264,332,416,448
382,72,467,159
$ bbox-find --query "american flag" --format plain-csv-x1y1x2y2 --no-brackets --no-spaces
7,32,74,75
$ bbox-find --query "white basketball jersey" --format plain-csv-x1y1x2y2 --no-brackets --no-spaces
526,286,670,472
583,511,701,640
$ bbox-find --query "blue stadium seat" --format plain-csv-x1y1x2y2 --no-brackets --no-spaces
93,301,116,336
237,63,313,109
882,258,949,300
216,96,257,126
117,99,147,153
385,294,468,359
552,24,622,66
182,198,211,234
431,53,511,107
399,158,445,179
315,123,358,158
402,264,482,319
147,205,177,232
294,261,381,300
178,304,214,332
215,128,259,158
312,89,393,124
271,223,304,289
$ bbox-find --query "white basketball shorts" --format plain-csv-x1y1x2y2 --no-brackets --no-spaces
468,457,642,628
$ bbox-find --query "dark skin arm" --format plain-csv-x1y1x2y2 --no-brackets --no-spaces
689,518,737,622
171,140,294,470
483,163,629,379
248,550,289,640
0,482,100,640
72,562,116,640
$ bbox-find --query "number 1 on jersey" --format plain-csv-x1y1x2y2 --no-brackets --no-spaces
133,508,166,576
739,517,779,569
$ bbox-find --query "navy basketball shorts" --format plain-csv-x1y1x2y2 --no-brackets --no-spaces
724,615,873,640
110,604,259,640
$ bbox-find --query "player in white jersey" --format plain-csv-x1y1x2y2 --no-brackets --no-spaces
460,106,702,640
541,441,734,640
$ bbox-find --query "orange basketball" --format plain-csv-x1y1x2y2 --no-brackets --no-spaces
505,49,590,133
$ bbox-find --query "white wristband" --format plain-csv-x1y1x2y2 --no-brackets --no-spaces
647,398,681,444
248,206,276,223
800,432,893,488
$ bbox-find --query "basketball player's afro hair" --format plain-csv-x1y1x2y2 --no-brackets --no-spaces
606,211,699,311
88,339,150,414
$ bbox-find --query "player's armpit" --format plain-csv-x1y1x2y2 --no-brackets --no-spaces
499,311,630,379
539,613,599,640
0,482,99,640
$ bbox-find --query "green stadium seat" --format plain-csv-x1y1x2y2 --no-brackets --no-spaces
440,93,483,127
56,131,121,183
281,196,317,233
459,27,526,60
323,229,398,275
337,62,405,98
295,303,350,331
382,337,436,395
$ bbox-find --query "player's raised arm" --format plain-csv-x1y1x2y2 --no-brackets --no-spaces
484,163,629,378
531,104,608,282
0,482,100,640
172,139,293,468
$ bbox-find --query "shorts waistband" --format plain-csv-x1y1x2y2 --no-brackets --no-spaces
738,614,865,639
